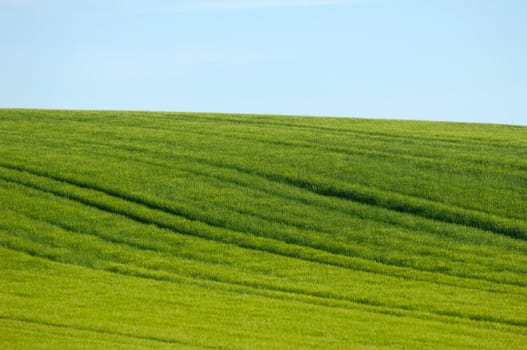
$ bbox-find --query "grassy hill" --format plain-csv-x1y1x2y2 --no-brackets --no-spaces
0,109,526,349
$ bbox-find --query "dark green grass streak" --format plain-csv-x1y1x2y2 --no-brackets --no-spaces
1,109,526,349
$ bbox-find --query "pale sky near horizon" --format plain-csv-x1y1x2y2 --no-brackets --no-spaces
1,0,526,125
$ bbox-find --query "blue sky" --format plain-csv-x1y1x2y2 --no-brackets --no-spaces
1,0,526,125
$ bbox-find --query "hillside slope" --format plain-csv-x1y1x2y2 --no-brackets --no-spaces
1,109,526,349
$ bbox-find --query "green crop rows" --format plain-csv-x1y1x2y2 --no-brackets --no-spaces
1,109,526,349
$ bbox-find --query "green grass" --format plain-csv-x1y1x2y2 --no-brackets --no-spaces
0,108,526,349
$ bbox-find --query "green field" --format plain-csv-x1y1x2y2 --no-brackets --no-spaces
0,109,526,349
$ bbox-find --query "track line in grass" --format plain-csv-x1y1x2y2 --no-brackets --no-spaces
2,164,526,293
4,120,525,224
170,113,527,150
187,158,526,240
4,109,526,156
270,175,527,240
156,121,527,179
0,170,520,299
2,243,526,334
0,315,214,349
0,323,185,350
1,233,432,324
10,208,165,254
74,133,527,239
3,180,527,308
2,156,524,288
87,147,527,256
62,119,527,179
105,261,527,331
4,152,527,281
82,118,527,176
0,168,390,272
22,110,522,173
51,134,527,242
6,219,527,334
126,145,527,241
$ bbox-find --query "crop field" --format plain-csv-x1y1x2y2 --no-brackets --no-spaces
0,109,526,349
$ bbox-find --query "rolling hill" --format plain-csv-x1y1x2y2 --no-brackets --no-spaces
1,108,526,349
